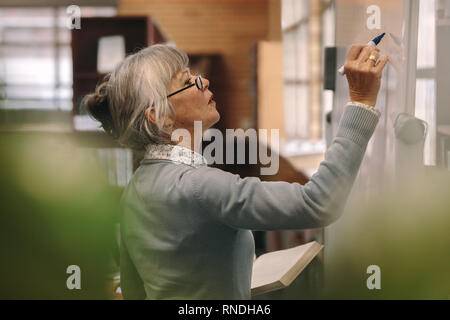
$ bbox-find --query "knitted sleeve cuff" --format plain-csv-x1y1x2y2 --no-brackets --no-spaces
335,103,381,149
348,101,381,117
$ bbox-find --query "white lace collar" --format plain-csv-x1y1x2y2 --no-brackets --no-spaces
144,144,208,168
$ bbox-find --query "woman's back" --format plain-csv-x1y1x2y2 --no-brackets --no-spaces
120,160,255,299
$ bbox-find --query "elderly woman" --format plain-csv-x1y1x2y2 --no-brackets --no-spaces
84,44,388,299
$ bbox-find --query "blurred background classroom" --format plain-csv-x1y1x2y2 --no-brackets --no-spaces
0,0,449,299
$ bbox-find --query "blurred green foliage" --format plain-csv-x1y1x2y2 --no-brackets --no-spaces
0,133,119,299
323,169,450,299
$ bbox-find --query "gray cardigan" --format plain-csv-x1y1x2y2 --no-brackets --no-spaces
119,104,380,299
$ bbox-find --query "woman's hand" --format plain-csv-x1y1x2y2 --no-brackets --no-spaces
344,44,389,107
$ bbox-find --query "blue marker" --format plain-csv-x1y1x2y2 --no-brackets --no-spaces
338,32,385,76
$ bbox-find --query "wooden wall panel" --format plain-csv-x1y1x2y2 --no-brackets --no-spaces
119,0,274,130
257,41,285,139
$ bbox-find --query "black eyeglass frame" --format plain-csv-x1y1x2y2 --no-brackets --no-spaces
167,76,203,98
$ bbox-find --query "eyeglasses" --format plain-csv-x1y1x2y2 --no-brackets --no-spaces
167,75,203,98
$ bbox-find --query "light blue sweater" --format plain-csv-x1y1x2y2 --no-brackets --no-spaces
119,103,380,299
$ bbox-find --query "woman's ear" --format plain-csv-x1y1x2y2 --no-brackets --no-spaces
144,106,157,125
144,106,174,127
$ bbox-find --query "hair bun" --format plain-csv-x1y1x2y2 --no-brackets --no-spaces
82,78,118,138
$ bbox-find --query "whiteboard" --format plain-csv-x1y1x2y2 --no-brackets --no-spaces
324,0,424,265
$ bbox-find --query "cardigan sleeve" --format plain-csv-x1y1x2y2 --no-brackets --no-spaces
189,103,380,231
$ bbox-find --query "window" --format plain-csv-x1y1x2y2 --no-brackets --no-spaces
281,0,335,154
0,6,116,111
415,0,436,165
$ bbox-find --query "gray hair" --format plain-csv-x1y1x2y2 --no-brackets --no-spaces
83,44,189,150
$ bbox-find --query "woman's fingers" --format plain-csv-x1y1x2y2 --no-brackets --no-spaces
374,55,389,73
357,46,380,63
367,51,380,66
346,44,365,60
344,44,389,106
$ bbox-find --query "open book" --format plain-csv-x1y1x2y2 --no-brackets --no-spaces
251,241,323,296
